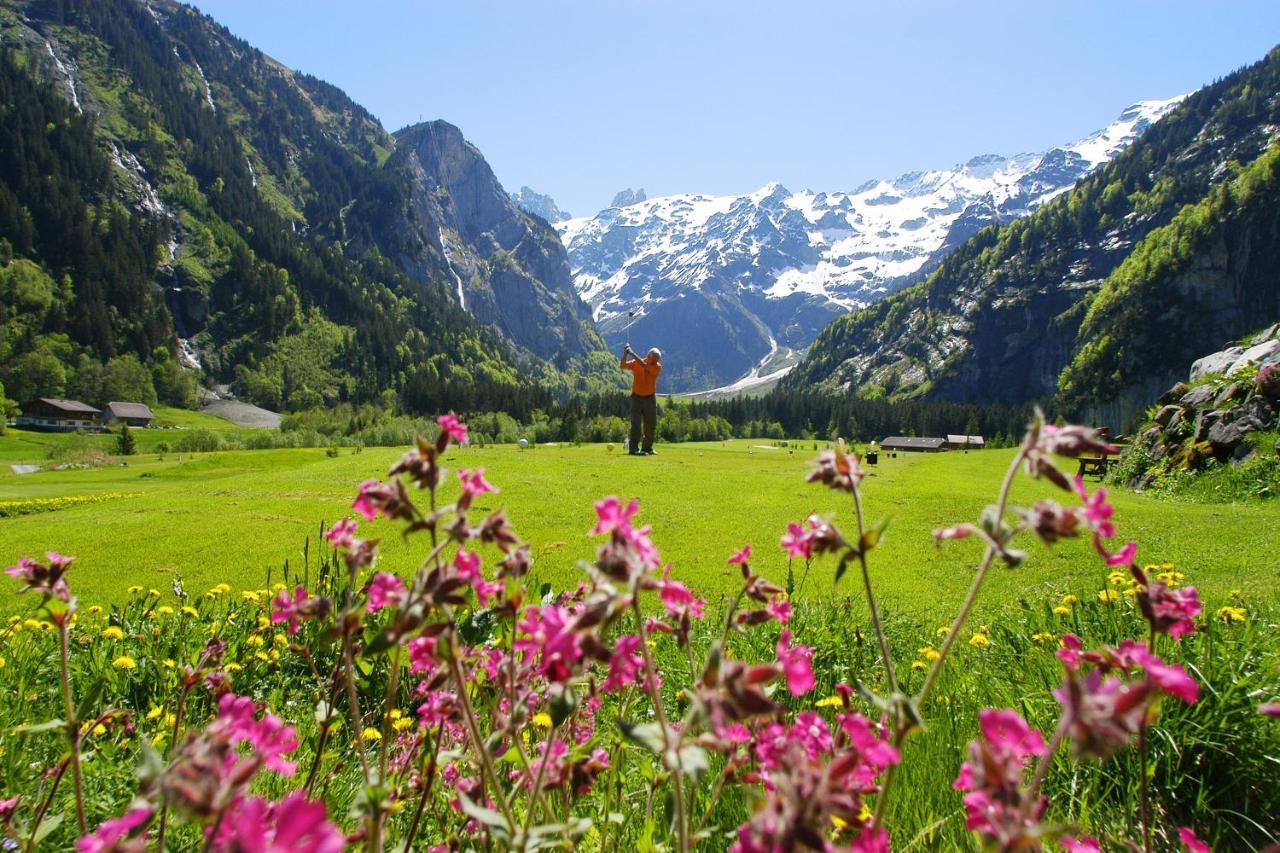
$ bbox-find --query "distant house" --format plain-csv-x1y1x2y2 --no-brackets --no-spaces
946,434,986,450
16,398,101,431
103,401,155,427
880,436,947,453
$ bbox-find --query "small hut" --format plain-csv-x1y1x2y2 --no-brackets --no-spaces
880,436,947,453
946,434,986,450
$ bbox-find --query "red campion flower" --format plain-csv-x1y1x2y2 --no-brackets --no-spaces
437,413,468,445
207,792,345,852
1131,564,1202,640
76,807,152,853
953,709,1049,848
5,551,75,602
366,572,407,614
776,630,815,696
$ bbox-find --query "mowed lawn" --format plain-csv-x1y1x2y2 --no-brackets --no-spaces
2,436,1277,619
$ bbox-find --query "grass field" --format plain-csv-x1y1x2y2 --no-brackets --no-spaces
2,433,1277,620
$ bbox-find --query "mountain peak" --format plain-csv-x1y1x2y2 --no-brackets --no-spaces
512,186,571,223
611,188,647,208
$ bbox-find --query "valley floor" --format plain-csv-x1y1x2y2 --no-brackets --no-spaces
2,437,1276,620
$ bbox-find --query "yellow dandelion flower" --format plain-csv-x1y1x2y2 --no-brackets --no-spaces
147,588,160,597
1053,605,1072,616
181,606,199,618
23,618,41,630
969,633,991,648
163,659,176,668
224,662,243,672
112,655,137,670
102,626,125,640
273,583,286,592
362,727,382,742
815,696,843,708
151,732,167,747
92,723,107,736
146,706,164,721
393,717,414,732
388,801,404,815
917,645,941,661
912,660,927,670
257,616,271,630
1217,606,1246,624
1060,594,1078,606
254,651,270,662
832,815,848,830
156,606,174,616
162,713,176,728
88,605,103,615
1098,589,1119,604
0,657,5,669
936,626,951,637
1229,589,1243,599
858,803,872,823
1031,632,1054,643
242,591,260,602
128,585,143,594
389,709,404,720
273,633,288,648
1107,571,1128,586
247,635,265,648
532,713,553,728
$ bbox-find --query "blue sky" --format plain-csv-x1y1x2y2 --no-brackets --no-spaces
190,1,1280,216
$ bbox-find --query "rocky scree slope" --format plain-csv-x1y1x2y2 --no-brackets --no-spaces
1114,325,1280,492
558,99,1181,392
789,46,1280,414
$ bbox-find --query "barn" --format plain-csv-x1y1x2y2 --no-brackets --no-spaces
104,402,155,427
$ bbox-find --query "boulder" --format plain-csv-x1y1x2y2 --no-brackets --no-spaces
1180,384,1217,407
1214,382,1245,408
1227,339,1280,375
1190,346,1244,382
1153,405,1182,428
1252,323,1279,346
1244,394,1276,426
1207,419,1245,454
1156,382,1189,405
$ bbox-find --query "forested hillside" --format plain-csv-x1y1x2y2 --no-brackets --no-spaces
0,0,614,414
788,46,1280,424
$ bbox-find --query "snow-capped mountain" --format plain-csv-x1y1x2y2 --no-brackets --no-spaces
557,96,1185,392
511,186,572,223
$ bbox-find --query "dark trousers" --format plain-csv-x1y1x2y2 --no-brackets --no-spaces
630,393,657,452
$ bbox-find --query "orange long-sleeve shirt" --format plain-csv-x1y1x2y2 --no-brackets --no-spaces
624,358,662,396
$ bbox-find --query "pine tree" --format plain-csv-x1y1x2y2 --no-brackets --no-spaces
116,422,136,456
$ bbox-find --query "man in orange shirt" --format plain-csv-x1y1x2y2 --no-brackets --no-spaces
621,343,662,455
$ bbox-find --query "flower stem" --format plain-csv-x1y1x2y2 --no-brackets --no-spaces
57,622,86,835
850,480,898,697
403,727,442,851
446,647,517,834
633,600,688,853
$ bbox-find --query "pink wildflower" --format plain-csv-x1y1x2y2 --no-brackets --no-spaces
766,595,791,624
590,496,639,536
838,712,901,769
366,572,407,614
659,568,706,620
408,635,438,675
211,792,345,852
1260,703,1280,717
458,467,498,498
780,522,813,560
217,693,300,776
515,605,585,683
76,807,152,853
602,634,644,693
270,587,307,635
5,551,75,602
437,413,468,445
322,517,358,550
728,544,752,565
1179,827,1211,853
776,629,815,695
1061,836,1103,853
1130,644,1199,704
352,479,383,521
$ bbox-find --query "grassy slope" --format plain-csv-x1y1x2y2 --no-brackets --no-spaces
2,439,1276,619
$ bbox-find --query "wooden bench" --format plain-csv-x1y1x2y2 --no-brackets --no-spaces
1077,456,1108,479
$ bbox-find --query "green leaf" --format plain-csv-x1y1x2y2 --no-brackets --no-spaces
834,552,854,585
860,518,890,552
30,811,63,845
13,718,66,736
362,626,397,656
74,677,107,722
617,719,667,754
457,789,509,832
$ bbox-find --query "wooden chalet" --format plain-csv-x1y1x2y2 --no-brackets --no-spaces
946,434,986,450
16,398,101,431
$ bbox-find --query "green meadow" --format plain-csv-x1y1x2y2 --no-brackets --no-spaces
2,429,1277,619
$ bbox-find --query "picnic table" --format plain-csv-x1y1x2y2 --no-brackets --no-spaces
1077,456,1109,479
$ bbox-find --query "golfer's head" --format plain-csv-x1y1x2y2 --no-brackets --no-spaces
646,347,662,363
